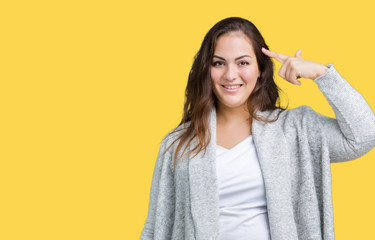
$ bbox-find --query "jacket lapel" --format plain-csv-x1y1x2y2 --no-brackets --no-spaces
188,105,298,239
188,105,220,239
252,108,299,239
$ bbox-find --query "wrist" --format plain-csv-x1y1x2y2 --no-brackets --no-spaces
312,65,329,80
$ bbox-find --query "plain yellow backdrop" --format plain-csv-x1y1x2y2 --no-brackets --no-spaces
1,0,375,239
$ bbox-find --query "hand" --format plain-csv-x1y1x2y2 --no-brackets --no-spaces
261,48,328,86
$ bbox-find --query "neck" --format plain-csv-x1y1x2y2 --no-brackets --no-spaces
216,102,251,125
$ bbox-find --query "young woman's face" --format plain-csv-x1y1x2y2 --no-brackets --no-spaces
210,32,260,110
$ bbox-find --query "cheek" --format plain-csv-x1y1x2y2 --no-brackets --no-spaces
240,68,259,81
210,69,220,95
210,69,221,82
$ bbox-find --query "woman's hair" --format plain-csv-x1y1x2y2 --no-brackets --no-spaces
164,17,288,169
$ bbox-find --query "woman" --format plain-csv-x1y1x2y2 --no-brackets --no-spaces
140,17,375,240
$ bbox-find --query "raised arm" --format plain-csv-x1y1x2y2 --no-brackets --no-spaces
309,64,375,162
261,47,375,162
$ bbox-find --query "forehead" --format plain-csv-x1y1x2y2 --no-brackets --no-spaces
214,32,255,54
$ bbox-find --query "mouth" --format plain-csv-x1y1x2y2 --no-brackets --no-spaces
221,84,243,92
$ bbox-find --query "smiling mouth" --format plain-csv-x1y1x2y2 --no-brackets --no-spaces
221,84,243,89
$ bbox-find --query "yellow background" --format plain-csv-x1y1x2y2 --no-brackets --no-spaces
1,0,375,239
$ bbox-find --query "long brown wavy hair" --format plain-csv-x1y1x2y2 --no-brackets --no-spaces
164,17,288,169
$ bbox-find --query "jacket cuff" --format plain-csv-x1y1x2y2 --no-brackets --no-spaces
312,63,342,88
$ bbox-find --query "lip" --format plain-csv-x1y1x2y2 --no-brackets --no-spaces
221,84,243,93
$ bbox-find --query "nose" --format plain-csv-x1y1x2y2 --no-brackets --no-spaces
224,63,238,81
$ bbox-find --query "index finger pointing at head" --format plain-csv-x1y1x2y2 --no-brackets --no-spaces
261,48,288,63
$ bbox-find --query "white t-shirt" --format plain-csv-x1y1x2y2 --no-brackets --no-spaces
216,135,272,240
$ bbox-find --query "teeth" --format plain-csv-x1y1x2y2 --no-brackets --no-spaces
223,85,241,89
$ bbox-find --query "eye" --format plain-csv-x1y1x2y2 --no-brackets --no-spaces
212,61,224,66
239,61,249,66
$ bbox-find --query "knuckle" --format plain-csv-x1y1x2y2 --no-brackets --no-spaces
290,59,297,67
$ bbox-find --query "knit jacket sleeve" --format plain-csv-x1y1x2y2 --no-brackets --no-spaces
140,134,175,239
302,64,375,163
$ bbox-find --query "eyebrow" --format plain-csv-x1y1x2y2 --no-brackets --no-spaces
213,55,252,61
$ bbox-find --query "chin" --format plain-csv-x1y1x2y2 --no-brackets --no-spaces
221,102,247,109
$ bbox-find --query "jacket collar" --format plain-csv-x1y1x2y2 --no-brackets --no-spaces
188,105,296,239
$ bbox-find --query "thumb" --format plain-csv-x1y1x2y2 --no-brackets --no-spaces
295,49,302,59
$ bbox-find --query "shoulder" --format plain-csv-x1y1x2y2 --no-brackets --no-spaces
160,121,192,153
257,107,326,149
287,105,325,124
258,106,317,123
261,106,324,132
279,105,320,121
281,106,327,141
